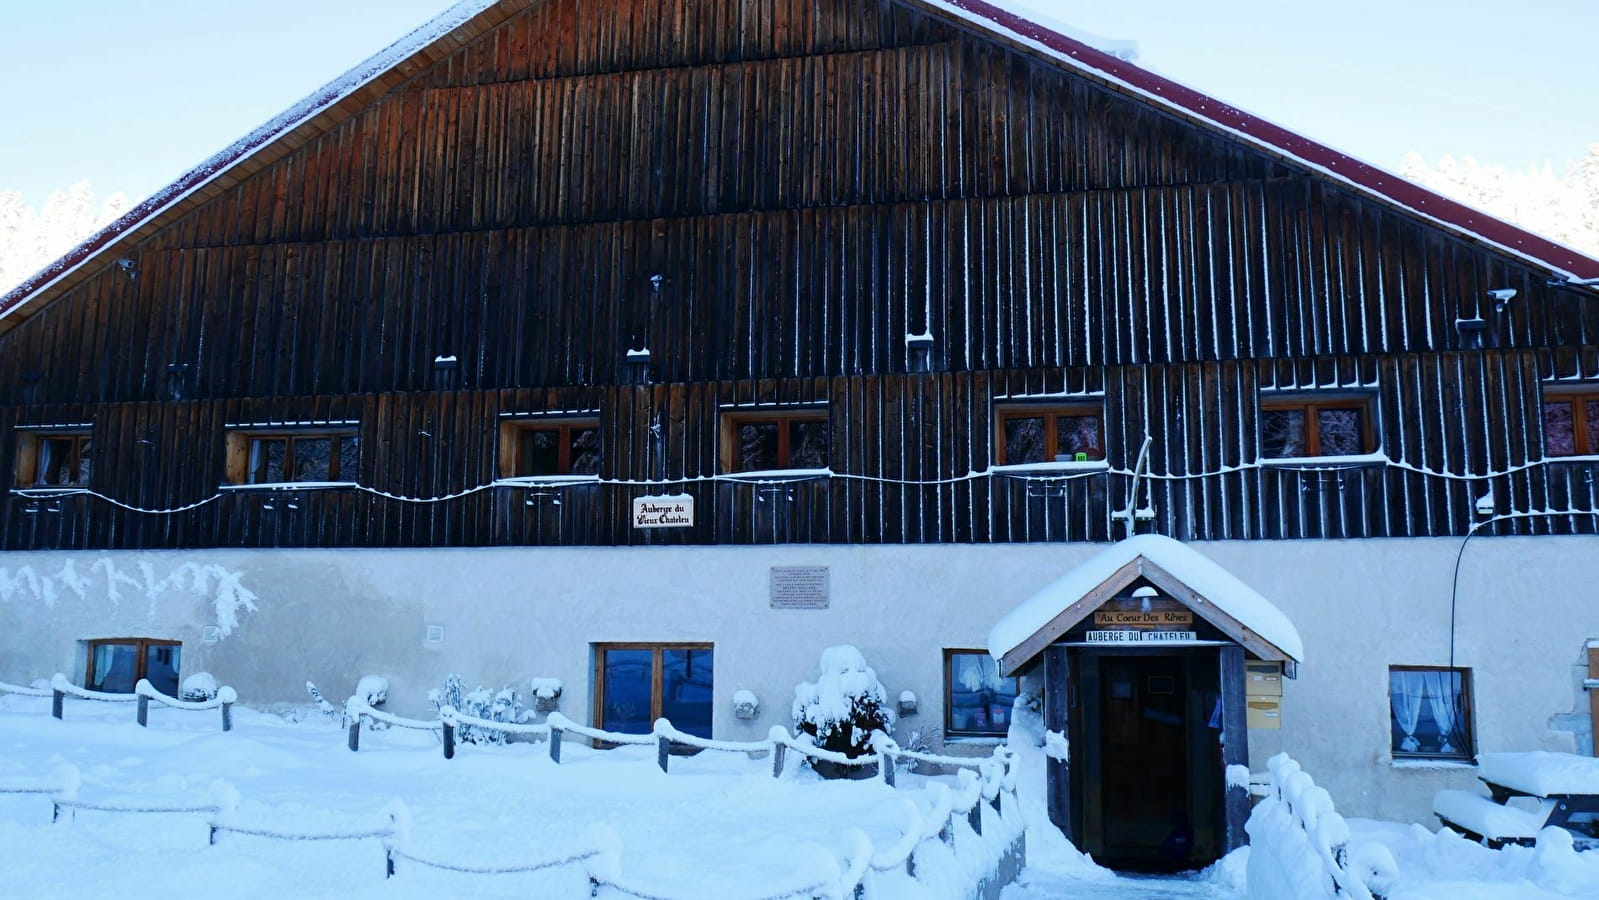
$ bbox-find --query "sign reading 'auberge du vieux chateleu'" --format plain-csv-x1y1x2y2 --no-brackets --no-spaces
632,495,694,528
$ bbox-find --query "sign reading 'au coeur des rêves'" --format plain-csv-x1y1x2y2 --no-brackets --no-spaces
632,495,694,528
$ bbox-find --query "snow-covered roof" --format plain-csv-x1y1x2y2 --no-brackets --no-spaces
4,0,1596,334
988,534,1304,671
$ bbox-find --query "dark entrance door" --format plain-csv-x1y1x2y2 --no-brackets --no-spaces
1072,648,1225,871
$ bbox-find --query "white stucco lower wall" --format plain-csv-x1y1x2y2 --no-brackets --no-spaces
0,535,1593,826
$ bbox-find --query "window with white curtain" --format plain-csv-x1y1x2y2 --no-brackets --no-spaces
1389,666,1472,760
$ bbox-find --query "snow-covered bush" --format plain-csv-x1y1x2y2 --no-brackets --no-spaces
180,672,219,702
428,674,528,744
791,645,895,761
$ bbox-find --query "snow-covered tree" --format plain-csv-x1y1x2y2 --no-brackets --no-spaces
1399,145,1599,259
0,181,129,293
791,645,895,762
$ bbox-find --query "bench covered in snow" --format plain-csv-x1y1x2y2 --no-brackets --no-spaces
1433,790,1552,848
1477,752,1599,800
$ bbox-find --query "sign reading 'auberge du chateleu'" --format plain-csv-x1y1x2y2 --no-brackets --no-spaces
632,495,694,528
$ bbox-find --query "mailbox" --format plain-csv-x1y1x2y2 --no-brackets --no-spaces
1245,661,1283,697
1246,696,1282,729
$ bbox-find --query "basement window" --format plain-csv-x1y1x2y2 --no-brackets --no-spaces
85,638,181,696
1389,666,1473,762
13,429,92,488
944,650,1019,738
225,429,359,486
721,410,830,473
1541,389,1599,457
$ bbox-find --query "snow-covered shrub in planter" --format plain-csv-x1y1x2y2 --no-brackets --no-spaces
792,645,896,773
180,672,219,702
530,677,562,713
428,674,528,744
732,689,760,720
356,675,389,706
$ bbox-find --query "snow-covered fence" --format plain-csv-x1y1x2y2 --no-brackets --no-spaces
0,673,238,732
3,753,1023,899
1246,753,1396,900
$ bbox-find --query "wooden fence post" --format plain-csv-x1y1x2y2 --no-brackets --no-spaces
880,752,896,787
442,722,455,759
549,726,562,763
771,743,786,778
52,689,63,720
657,735,670,773
968,803,982,835
136,694,149,727
347,716,361,752
221,702,232,733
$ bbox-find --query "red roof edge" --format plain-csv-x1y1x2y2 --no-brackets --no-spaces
935,0,1599,282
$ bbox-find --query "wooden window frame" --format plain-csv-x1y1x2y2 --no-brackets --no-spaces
498,417,602,479
943,648,1021,739
1259,394,1376,458
1388,665,1474,762
13,429,92,488
224,428,359,485
1540,388,1599,458
720,408,830,473
592,642,714,737
994,403,1106,465
85,637,181,692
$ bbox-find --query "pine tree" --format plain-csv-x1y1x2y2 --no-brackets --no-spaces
0,181,129,293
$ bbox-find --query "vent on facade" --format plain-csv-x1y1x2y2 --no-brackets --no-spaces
626,347,651,384
905,332,935,373
166,363,192,399
1454,317,1486,350
432,354,459,391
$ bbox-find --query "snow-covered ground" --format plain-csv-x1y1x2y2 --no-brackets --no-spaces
4,691,1598,899
0,693,1014,899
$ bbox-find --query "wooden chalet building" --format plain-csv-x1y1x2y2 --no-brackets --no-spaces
3,0,1599,869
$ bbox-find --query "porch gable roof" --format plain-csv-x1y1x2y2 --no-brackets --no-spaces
989,534,1304,675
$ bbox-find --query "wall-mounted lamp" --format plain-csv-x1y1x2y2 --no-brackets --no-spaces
1487,288,1517,313
625,347,651,385
115,257,137,280
905,331,935,373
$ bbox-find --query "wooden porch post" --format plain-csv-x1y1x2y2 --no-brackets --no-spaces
1044,644,1072,839
1588,644,1598,757
1219,645,1250,851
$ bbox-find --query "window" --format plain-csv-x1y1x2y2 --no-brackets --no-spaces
944,650,1020,738
1542,390,1599,457
995,405,1104,464
86,638,181,696
498,419,601,478
1260,396,1374,458
225,430,359,485
721,410,830,472
1389,666,1472,761
594,644,713,739
13,430,92,487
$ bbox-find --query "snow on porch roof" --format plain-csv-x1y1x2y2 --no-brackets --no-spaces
988,534,1305,671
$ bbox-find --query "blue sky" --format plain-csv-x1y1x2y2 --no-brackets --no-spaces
1,0,1595,207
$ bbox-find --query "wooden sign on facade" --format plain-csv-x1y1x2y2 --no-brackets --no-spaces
1091,609,1194,628
632,495,693,528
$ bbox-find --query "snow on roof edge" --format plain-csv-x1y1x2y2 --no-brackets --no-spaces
0,0,503,322
987,533,1305,666
917,0,1599,283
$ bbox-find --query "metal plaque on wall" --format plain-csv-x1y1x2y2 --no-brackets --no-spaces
770,566,829,609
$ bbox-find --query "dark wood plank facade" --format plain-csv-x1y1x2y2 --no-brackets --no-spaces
3,0,1597,550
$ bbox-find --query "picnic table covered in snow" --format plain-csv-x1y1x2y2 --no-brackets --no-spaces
1433,751,1599,847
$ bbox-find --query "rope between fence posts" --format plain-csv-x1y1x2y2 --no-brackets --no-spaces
391,846,605,875
135,679,238,710
215,823,395,842
348,699,446,731
442,706,553,737
50,673,138,702
0,680,53,697
56,799,220,815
